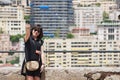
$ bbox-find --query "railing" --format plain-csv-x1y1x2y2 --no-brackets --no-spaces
0,50,120,67
1,50,120,53
44,50,120,53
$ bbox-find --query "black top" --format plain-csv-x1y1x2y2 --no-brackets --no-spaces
25,36,43,61
21,36,44,77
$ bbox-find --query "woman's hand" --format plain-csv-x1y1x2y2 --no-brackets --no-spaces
35,50,41,54
26,24,30,28
40,64,45,73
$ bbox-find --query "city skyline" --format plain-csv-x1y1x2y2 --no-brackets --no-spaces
0,0,119,68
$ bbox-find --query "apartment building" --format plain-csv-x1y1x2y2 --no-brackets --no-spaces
30,0,74,38
10,0,31,16
0,34,11,51
109,10,120,20
10,0,31,6
44,38,120,67
44,20,120,67
97,20,120,40
0,34,11,58
74,6,103,32
0,5,25,35
21,0,31,16
100,1,117,13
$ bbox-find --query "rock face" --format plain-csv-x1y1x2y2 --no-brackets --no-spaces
45,68,120,80
0,67,120,80
0,69,25,80
84,71,120,80
45,69,86,80
0,67,45,80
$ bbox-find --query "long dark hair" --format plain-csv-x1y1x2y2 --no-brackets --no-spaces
30,25,43,41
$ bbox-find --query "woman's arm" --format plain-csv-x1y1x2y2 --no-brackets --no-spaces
41,46,45,65
24,24,30,42
40,46,45,72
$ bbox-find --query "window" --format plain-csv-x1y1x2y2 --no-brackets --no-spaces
108,28,114,33
108,35,114,40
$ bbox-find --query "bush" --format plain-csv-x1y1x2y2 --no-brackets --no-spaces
9,57,19,64
0,60,3,63
67,33,74,38
10,34,24,42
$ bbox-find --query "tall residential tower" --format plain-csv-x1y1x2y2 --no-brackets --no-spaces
30,0,74,37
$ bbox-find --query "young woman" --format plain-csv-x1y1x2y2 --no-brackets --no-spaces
21,24,45,80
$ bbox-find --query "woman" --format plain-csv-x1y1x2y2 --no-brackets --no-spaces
21,24,45,80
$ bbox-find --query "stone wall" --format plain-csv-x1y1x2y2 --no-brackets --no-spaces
0,67,120,80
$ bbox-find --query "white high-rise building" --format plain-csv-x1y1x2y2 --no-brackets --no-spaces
74,6,103,32
0,6,25,35
97,20,120,40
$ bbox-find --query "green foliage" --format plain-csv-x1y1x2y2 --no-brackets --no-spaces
103,11,109,21
95,3,101,7
9,57,19,64
42,36,51,39
24,15,30,23
67,33,74,39
90,32,97,35
0,28,3,34
77,3,83,7
24,15,30,20
10,34,24,42
70,24,76,26
8,50,15,55
0,60,3,63
54,30,60,38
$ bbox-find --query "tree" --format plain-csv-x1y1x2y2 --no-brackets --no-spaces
9,57,19,64
103,11,109,21
0,28,3,34
95,3,101,7
10,34,24,42
54,30,60,38
0,60,3,63
24,15,30,23
67,33,74,39
77,3,83,7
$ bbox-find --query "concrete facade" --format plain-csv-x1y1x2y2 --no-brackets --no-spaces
0,6,25,35
74,6,103,32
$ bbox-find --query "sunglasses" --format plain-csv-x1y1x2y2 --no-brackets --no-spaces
34,29,40,33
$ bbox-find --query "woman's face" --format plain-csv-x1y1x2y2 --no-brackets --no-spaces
32,29,40,38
